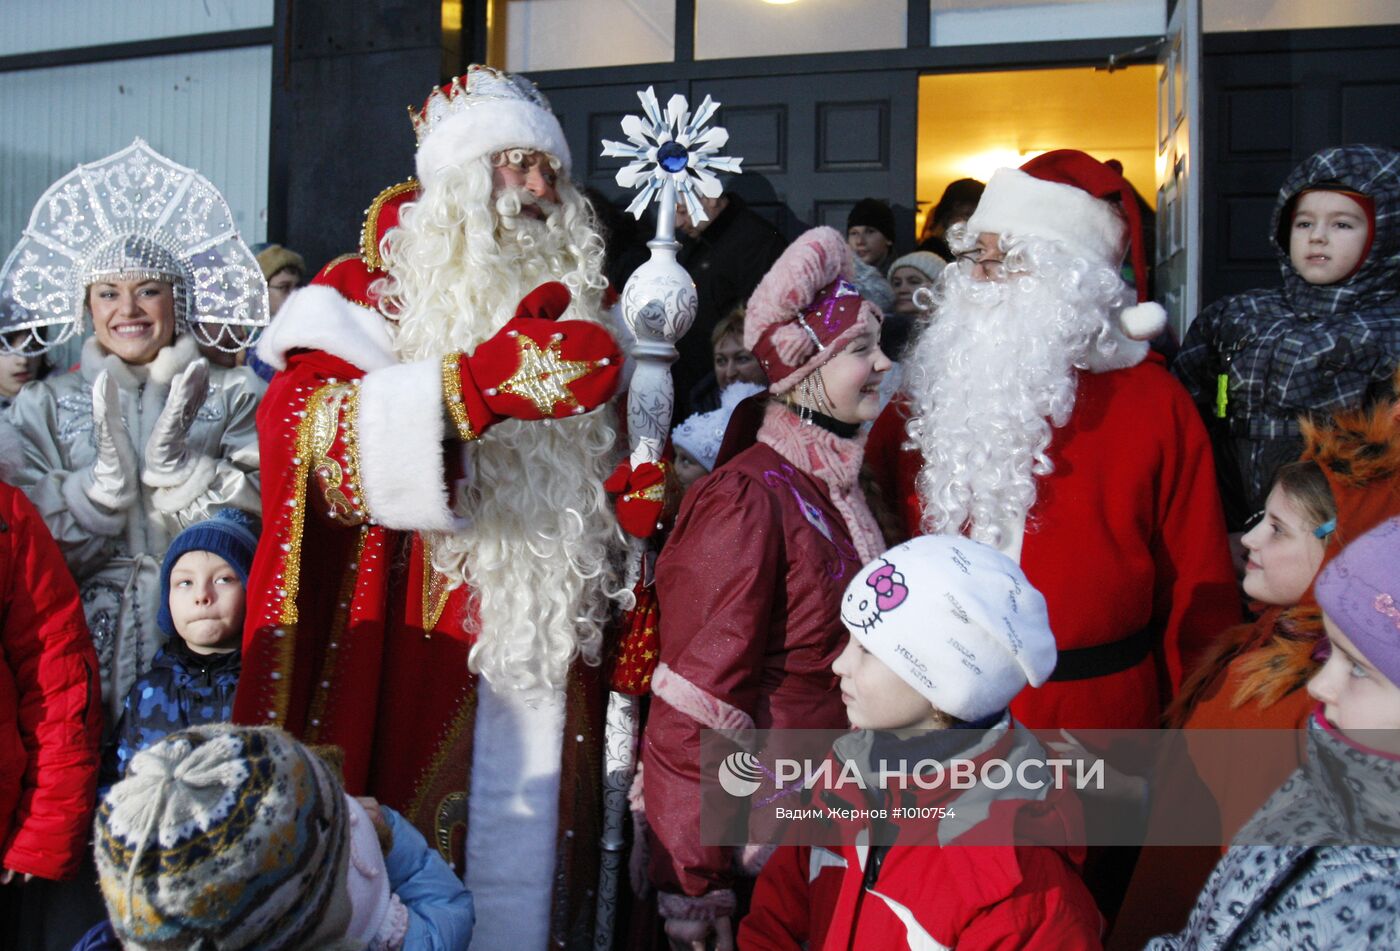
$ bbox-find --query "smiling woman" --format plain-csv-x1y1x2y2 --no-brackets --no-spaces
0,141,267,731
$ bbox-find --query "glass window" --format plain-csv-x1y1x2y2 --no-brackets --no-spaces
928,0,1163,47
498,0,675,71
1204,0,1400,33
695,0,906,60
0,0,272,56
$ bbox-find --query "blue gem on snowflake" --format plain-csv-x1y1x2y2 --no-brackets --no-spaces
657,141,690,173
600,86,743,223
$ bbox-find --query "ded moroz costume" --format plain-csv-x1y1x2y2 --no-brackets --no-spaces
231,66,629,949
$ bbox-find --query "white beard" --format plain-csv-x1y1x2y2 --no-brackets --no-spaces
379,163,628,695
905,236,1131,550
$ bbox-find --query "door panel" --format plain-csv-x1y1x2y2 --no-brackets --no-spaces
1155,0,1202,338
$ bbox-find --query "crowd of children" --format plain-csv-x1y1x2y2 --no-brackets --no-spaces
0,134,1398,951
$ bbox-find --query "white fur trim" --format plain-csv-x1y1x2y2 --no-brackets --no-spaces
967,167,1126,268
415,97,570,186
256,285,397,374
61,470,126,536
465,679,565,951
1080,332,1150,374
80,334,198,389
356,358,459,532
148,455,218,513
0,417,23,483
1120,301,1168,341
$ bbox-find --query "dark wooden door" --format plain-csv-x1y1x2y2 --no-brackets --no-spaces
544,69,919,247
1200,25,1400,310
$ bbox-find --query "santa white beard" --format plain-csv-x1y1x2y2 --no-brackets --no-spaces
905,235,1133,550
379,160,627,696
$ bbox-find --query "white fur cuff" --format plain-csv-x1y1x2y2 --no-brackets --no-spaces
149,456,218,514
357,358,460,532
62,470,126,536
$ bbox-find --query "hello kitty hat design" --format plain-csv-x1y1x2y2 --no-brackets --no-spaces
839,534,1058,722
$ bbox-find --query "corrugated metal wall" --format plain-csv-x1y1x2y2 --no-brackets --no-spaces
0,0,273,55
0,48,273,249
0,2,274,366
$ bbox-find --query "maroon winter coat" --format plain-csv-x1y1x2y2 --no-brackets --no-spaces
0,481,101,880
642,402,882,917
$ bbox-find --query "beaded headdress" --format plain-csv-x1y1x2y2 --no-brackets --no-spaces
0,139,268,355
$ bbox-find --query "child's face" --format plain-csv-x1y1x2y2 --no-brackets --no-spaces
674,448,708,489
1288,190,1370,286
169,551,245,654
1308,614,1400,755
832,637,940,731
813,327,892,425
1240,484,1327,606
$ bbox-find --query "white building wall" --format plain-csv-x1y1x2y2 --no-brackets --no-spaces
0,0,273,55
0,46,273,253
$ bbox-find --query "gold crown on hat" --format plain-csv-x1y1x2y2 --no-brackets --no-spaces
407,65,554,145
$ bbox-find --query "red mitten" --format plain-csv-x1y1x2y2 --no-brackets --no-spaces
605,459,670,538
444,282,622,439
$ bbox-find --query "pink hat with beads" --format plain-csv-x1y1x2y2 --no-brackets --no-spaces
744,226,882,396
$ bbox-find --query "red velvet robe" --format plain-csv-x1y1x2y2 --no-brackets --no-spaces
231,286,606,948
865,357,1240,729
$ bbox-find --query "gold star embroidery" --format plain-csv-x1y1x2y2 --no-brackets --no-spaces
497,334,595,415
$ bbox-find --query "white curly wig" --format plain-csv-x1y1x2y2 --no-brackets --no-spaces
377,154,629,695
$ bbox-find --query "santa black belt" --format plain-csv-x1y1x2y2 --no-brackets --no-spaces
1047,626,1154,682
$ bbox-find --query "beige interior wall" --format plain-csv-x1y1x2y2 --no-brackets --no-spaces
916,65,1158,235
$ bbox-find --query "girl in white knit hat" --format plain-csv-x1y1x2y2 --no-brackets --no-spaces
742,535,1102,950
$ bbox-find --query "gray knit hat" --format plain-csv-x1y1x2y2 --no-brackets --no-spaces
95,724,355,950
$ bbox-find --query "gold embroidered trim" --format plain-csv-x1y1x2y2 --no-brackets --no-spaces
360,178,418,270
420,536,454,633
303,527,370,743
441,353,479,441
497,334,592,415
307,382,367,526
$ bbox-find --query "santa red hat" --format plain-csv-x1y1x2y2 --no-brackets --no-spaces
410,65,571,187
965,149,1167,341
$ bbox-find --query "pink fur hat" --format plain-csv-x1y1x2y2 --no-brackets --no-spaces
744,226,881,396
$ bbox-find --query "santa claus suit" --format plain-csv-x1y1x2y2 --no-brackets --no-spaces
233,67,627,951
866,153,1239,730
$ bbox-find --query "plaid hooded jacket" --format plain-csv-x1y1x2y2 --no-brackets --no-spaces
1174,144,1400,529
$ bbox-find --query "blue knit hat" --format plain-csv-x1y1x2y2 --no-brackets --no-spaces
157,509,261,637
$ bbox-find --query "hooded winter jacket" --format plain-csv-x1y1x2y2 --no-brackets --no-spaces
1174,144,1400,529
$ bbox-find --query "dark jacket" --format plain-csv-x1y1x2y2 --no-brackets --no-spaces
1173,144,1400,529
674,193,787,417
102,639,240,787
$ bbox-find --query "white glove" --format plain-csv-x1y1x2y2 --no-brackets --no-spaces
143,359,210,486
85,370,137,511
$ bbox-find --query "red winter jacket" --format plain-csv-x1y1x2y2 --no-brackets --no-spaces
0,480,101,880
741,718,1104,950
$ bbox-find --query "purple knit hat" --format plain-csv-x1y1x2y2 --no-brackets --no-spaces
1315,515,1400,685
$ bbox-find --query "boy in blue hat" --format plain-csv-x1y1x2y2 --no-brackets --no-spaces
102,509,258,785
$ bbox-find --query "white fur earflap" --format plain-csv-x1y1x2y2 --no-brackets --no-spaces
1120,301,1168,341
256,285,397,374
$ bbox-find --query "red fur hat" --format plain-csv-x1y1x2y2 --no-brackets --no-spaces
744,226,881,395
